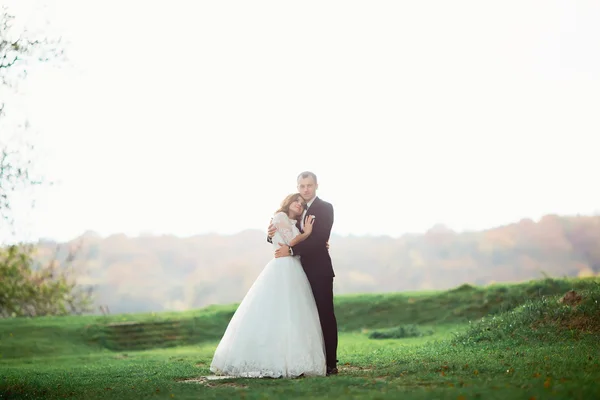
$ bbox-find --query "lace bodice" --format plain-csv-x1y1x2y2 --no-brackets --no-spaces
271,212,300,247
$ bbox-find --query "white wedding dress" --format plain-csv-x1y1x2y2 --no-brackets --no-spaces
209,212,326,378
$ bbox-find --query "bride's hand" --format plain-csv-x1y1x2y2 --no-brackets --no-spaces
303,215,316,234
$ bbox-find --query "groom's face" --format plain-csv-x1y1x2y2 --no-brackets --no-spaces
297,176,317,202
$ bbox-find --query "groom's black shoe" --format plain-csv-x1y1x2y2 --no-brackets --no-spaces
326,367,338,376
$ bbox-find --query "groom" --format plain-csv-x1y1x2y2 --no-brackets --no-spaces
267,171,339,376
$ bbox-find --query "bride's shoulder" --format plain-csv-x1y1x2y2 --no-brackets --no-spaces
272,211,288,222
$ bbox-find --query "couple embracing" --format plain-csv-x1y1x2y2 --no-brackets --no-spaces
210,171,339,378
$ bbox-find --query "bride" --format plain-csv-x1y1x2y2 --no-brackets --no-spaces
209,193,327,378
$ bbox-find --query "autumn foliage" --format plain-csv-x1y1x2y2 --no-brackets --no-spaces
22,214,600,314
0,244,93,317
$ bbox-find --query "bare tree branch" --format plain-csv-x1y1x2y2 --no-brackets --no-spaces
0,5,63,228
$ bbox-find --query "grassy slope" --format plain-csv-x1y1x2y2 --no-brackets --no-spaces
1,277,599,399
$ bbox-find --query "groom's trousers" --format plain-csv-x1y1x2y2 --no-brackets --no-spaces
308,275,338,369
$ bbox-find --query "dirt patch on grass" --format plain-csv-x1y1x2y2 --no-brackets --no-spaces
558,290,583,306
339,364,375,373
176,376,248,388
532,290,600,334
559,314,600,333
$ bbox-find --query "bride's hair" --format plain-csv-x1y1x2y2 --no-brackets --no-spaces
275,193,304,222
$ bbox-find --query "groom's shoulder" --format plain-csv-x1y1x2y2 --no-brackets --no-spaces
315,197,333,210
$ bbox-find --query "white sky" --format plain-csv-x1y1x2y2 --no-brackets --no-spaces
2,0,599,243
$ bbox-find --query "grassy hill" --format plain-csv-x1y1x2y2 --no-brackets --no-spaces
1,276,599,399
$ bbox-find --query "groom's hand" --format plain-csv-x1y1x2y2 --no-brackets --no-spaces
274,243,290,258
267,220,276,238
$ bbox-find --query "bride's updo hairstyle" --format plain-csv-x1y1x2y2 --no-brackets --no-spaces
275,193,304,223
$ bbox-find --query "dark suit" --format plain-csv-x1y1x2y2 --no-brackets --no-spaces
268,196,338,370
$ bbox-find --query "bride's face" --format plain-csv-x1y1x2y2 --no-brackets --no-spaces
289,197,305,217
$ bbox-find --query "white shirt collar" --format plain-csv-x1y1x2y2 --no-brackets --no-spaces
305,196,317,210
300,196,317,229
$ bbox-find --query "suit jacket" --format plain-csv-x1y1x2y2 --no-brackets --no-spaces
292,196,335,279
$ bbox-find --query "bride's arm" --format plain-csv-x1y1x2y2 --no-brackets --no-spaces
287,214,315,247
272,212,295,246
272,213,312,248
288,229,311,247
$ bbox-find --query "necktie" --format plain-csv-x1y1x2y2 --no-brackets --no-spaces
301,203,308,230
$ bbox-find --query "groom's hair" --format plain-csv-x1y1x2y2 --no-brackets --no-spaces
297,171,318,184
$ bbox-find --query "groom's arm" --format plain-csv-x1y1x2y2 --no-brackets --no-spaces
266,218,275,243
291,203,333,256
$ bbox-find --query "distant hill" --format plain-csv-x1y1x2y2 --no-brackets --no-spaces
32,214,600,314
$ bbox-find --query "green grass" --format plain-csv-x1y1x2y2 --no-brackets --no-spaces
1,276,599,399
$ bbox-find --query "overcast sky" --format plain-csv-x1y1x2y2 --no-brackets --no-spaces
2,0,599,243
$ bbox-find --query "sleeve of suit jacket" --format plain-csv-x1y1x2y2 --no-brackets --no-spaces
266,216,273,243
291,201,333,256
